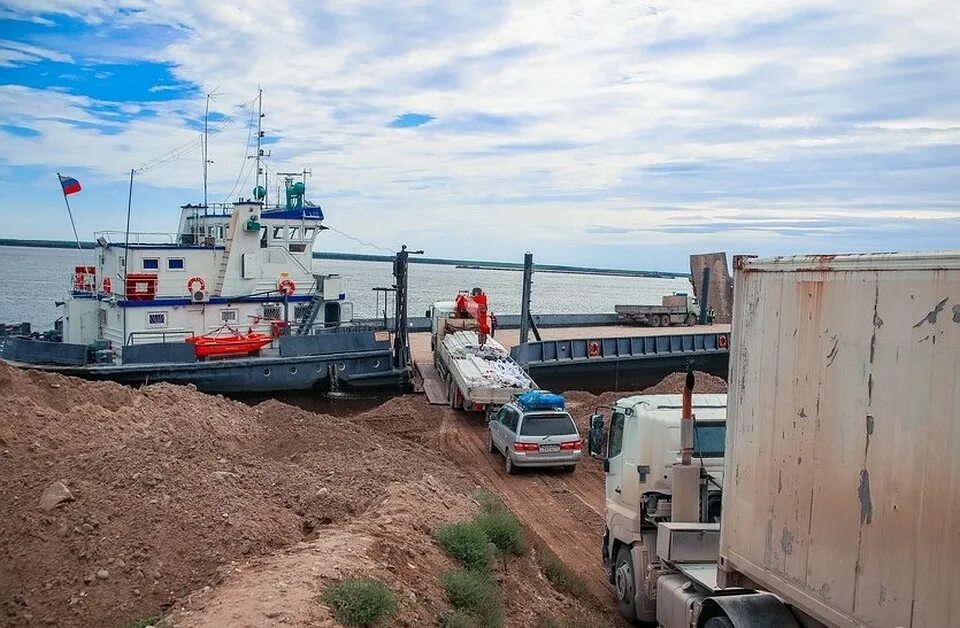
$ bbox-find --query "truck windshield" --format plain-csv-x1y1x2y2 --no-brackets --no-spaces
693,421,725,458
519,413,577,436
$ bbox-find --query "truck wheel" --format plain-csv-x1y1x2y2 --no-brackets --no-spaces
686,313,698,326
703,617,735,628
614,545,637,620
505,453,517,475
659,314,670,327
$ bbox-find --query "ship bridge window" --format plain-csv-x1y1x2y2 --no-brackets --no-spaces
303,227,316,240
272,226,285,240
142,258,159,270
287,226,300,240
168,258,185,270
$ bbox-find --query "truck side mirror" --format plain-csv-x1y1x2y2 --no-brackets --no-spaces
588,413,605,458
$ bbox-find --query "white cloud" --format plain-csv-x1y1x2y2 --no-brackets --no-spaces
0,39,74,66
0,0,959,263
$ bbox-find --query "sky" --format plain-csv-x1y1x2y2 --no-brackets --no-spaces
0,1,958,272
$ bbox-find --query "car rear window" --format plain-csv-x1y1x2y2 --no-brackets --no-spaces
518,413,577,436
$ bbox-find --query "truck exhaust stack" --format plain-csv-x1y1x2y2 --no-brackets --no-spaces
680,370,694,466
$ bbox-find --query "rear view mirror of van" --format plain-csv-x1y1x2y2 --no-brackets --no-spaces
588,412,605,457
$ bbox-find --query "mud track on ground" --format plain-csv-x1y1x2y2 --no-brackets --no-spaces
436,407,614,607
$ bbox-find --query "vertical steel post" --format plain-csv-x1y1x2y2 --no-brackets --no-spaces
392,246,410,369
699,267,711,325
519,252,533,345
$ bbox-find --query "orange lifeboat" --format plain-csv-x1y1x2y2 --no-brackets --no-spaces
185,327,273,358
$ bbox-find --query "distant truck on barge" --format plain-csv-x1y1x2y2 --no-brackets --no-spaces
615,293,700,327
428,289,535,413
595,252,959,627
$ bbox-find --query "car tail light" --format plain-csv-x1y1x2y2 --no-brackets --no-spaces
513,442,539,452
560,441,582,451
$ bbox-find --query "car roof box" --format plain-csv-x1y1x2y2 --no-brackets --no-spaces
515,390,565,411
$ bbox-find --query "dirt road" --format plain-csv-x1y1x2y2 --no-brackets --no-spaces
436,406,614,606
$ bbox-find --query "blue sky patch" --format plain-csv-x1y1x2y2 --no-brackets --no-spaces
0,59,197,102
1,124,41,138
389,112,435,128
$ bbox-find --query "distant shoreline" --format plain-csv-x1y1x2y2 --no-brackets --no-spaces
0,238,689,279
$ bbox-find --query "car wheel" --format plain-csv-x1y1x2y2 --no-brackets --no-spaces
505,453,517,475
560,465,576,473
614,545,637,621
703,617,735,628
488,431,497,454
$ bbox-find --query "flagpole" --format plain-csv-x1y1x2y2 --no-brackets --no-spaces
123,168,135,348
56,172,83,251
124,169,134,278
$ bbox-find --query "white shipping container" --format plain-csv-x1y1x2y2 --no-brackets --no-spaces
720,252,960,628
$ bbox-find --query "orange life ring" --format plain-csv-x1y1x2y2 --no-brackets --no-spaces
587,341,600,357
187,276,207,294
277,279,296,296
718,334,728,349
102,277,112,294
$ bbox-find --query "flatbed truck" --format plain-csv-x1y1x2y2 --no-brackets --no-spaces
428,297,535,413
615,293,700,327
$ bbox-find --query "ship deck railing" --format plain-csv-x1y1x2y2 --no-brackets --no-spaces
95,231,181,245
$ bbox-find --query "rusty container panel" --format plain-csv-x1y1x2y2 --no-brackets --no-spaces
721,252,960,628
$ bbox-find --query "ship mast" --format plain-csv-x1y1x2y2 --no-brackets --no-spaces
255,89,267,205
203,93,211,208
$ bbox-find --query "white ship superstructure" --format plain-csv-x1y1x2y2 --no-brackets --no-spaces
63,192,351,357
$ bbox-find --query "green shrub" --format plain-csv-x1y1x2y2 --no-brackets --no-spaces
438,609,480,628
436,521,491,572
541,552,586,598
441,569,503,628
474,507,524,556
322,579,396,626
471,490,503,513
125,616,161,628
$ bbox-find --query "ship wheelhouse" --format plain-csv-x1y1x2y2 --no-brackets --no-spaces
63,198,351,356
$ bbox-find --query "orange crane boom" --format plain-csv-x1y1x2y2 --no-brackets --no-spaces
454,289,491,345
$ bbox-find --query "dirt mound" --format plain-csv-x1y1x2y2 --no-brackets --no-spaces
640,370,727,396
349,394,448,448
0,361,465,627
170,478,607,627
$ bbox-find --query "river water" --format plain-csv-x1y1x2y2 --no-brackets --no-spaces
0,246,691,330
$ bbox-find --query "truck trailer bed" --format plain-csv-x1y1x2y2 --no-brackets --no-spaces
437,331,534,407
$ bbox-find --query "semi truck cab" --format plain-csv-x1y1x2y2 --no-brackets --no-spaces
597,392,728,624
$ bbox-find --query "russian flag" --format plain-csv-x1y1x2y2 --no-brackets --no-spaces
60,176,82,196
